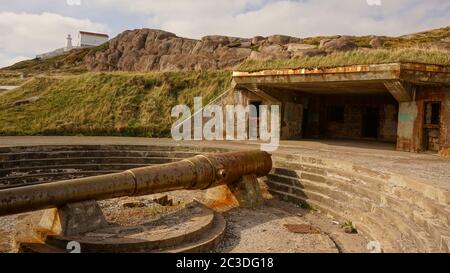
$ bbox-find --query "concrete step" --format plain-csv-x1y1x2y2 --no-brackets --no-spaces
0,163,152,177
369,207,438,252
272,164,450,234
268,174,373,212
267,173,444,252
268,188,399,252
268,171,448,252
20,203,225,253
162,212,226,253
0,170,119,188
0,145,227,154
0,156,180,169
0,150,198,161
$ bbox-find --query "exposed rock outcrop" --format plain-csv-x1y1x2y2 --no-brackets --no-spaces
6,26,449,73
84,29,336,72
319,37,358,52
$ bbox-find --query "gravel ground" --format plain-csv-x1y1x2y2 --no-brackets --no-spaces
215,198,369,253
0,190,369,253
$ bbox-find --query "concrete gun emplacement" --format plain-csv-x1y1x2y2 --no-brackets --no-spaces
0,150,272,216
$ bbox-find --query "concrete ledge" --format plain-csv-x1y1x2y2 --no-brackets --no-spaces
269,153,450,253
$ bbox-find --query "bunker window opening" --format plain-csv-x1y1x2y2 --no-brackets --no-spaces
425,102,441,125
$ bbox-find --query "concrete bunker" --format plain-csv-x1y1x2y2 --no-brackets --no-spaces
233,63,450,155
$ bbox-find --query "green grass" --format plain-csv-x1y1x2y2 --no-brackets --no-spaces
3,48,90,74
236,48,450,72
0,72,28,86
0,71,231,137
301,26,450,49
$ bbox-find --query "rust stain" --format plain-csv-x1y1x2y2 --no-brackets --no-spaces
439,149,450,157
206,188,239,212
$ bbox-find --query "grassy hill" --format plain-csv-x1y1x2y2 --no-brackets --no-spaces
0,71,231,137
0,27,448,137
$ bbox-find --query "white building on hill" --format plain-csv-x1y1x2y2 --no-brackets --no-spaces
79,31,109,47
36,31,109,60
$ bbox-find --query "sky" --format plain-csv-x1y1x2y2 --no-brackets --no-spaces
0,0,449,68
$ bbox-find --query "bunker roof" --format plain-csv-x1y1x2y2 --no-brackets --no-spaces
233,63,450,86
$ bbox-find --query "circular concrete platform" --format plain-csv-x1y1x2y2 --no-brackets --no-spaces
0,137,449,253
19,201,226,253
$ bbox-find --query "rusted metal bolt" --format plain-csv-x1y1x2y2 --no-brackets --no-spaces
216,169,227,180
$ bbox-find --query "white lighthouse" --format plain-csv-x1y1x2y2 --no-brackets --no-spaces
65,34,73,52
36,31,109,59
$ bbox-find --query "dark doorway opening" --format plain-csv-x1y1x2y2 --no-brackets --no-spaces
302,108,309,138
423,102,441,152
425,102,441,125
362,107,379,138
249,101,262,118
249,101,262,138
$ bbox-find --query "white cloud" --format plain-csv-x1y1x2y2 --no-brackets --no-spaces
0,1,448,68
0,12,108,67
93,0,450,38
0,53,28,69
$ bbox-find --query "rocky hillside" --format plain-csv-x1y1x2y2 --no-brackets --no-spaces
4,27,450,73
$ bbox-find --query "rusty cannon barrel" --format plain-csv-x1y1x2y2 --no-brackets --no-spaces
0,150,272,216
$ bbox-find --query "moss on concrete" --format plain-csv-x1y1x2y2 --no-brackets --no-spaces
237,48,450,72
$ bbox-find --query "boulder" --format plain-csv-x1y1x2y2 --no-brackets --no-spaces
268,35,291,45
293,48,327,58
286,43,317,52
239,41,252,48
320,37,358,52
370,37,385,48
251,36,265,45
268,35,302,45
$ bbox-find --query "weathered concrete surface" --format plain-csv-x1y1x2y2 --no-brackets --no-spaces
232,62,450,155
0,136,448,192
0,136,449,253
17,201,226,253
233,63,450,85
383,81,413,102
397,101,419,152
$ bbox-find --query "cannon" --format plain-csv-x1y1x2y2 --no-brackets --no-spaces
1,150,272,253
0,150,272,216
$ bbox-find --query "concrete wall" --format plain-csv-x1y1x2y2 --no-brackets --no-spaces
304,94,398,142
441,90,450,156
397,101,419,152
397,86,450,155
